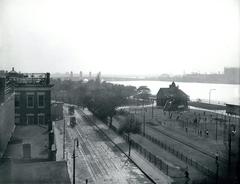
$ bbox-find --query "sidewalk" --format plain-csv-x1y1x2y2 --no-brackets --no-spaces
130,134,205,181
111,116,205,181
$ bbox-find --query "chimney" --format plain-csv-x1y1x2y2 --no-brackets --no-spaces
46,73,50,85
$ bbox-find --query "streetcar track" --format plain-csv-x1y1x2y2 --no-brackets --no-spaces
75,126,106,177
73,126,99,181
77,108,157,184
77,115,121,173
67,127,97,182
75,115,114,175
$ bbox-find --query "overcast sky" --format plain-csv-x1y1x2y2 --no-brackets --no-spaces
0,0,239,75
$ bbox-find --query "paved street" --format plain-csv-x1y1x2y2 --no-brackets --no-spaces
54,106,172,184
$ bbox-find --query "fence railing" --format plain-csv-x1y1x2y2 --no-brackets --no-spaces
191,98,226,106
122,133,183,178
143,133,216,178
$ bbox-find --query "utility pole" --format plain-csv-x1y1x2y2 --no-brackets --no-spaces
228,119,232,180
63,117,66,160
151,99,154,119
128,140,132,157
216,117,218,142
204,117,207,131
215,153,219,184
143,107,146,137
73,138,79,184
238,122,240,183
128,114,133,156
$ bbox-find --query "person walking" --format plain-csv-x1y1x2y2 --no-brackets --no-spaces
205,129,209,137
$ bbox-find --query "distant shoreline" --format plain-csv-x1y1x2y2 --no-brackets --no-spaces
104,78,240,85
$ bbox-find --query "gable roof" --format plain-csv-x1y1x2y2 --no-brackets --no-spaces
157,86,189,99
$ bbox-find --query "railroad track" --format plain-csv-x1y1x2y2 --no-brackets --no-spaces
74,116,119,177
76,109,157,184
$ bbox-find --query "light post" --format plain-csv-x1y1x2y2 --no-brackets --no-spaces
238,125,240,183
215,115,218,142
151,98,154,119
73,138,79,184
63,117,66,160
128,139,132,157
128,114,133,156
215,152,219,184
143,105,146,137
227,117,235,180
209,89,216,104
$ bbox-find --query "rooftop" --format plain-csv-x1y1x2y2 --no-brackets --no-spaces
157,82,189,99
5,67,52,87
3,125,49,159
0,160,71,184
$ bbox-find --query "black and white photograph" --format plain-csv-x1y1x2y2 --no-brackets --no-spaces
0,0,239,183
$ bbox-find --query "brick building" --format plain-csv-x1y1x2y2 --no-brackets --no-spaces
6,68,53,128
157,82,189,111
51,101,64,121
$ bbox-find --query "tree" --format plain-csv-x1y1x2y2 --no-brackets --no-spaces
51,78,137,125
136,86,151,101
118,115,141,134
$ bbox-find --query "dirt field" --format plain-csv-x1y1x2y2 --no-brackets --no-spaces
115,105,240,182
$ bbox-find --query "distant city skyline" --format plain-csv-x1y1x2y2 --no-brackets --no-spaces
1,66,237,78
0,0,239,75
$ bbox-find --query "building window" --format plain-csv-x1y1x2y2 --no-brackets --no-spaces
26,114,35,125
15,114,20,124
38,93,45,108
15,93,20,108
27,94,34,108
38,114,45,124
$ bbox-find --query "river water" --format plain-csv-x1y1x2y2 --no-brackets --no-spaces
109,80,240,105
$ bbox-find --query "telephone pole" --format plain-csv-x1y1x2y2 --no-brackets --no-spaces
73,138,79,184
228,119,232,180
143,108,146,136
215,153,219,184
151,99,154,119
63,117,66,160
215,117,218,141
128,114,133,156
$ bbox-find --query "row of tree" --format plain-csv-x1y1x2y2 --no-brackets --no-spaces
51,77,151,125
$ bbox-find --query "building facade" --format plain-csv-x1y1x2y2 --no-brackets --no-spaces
6,68,53,128
14,87,52,126
0,77,15,157
157,82,189,111
51,101,64,121
224,67,240,84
